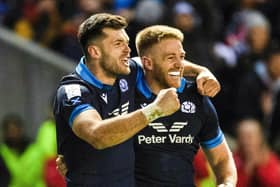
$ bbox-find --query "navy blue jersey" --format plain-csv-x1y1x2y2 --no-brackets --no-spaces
134,77,224,186
53,57,142,186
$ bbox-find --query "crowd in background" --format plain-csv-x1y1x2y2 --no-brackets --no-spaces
0,0,280,187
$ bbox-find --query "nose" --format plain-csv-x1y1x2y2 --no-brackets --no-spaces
174,58,183,68
124,43,131,55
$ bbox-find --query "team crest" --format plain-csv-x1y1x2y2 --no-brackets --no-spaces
181,101,196,113
119,79,128,92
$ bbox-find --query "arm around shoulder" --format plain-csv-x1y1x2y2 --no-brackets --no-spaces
183,60,221,97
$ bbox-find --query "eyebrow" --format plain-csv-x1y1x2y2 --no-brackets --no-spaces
165,51,186,56
113,38,129,44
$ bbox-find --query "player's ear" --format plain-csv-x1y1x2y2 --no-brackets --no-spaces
141,56,153,71
88,45,101,59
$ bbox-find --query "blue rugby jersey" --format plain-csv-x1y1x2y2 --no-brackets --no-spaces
53,57,142,186
134,77,224,186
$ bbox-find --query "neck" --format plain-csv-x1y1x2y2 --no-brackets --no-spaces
145,73,163,95
86,60,116,85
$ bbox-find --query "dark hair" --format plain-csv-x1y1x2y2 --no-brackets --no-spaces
265,42,280,62
78,13,128,58
2,113,24,132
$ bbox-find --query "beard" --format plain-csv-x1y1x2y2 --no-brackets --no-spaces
100,57,119,78
99,48,130,78
153,69,171,89
153,65,181,89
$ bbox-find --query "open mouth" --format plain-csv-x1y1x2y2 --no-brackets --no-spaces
122,58,129,66
168,71,180,76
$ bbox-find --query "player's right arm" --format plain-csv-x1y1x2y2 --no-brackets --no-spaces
68,87,179,150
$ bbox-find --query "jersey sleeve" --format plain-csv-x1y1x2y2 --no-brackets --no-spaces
129,57,144,85
56,84,95,127
199,97,224,149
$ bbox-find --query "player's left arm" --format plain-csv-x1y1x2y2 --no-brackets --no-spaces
203,140,237,187
183,60,220,97
200,97,237,186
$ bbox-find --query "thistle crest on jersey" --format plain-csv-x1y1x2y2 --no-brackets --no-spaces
119,79,128,92
181,101,196,113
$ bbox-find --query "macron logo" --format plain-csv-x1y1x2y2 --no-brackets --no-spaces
100,93,107,103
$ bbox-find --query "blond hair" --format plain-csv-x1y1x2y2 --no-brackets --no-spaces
135,25,184,56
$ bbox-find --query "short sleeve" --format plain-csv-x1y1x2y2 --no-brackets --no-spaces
56,84,94,127
129,57,144,84
199,97,224,149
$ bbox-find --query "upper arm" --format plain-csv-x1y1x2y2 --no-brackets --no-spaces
199,97,224,149
183,60,202,77
56,83,100,143
203,140,232,166
203,139,237,186
199,97,230,163
72,109,102,146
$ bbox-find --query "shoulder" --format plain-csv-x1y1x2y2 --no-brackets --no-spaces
56,83,93,105
120,57,144,83
178,77,198,94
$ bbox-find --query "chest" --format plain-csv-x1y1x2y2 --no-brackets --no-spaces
135,94,204,145
93,78,136,118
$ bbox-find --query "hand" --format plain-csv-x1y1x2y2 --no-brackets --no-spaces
142,88,180,122
196,70,221,97
56,155,68,177
154,88,180,116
